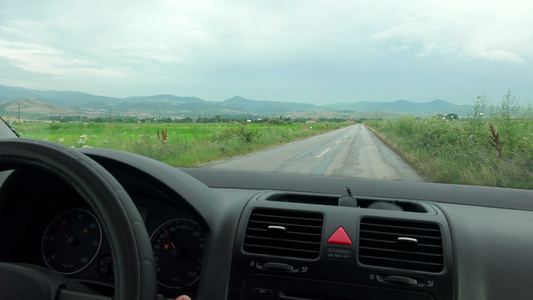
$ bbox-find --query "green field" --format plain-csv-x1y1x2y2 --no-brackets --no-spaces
15,121,350,167
366,116,533,189
10,95,533,190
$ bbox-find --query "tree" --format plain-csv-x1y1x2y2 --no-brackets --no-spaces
445,113,459,120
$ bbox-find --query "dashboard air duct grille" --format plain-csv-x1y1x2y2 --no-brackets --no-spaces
243,208,324,259
359,218,444,272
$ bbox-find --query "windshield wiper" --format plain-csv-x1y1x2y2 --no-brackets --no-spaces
0,116,21,138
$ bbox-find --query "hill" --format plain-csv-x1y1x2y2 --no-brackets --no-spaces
0,84,121,107
323,99,467,115
285,110,404,120
0,84,470,118
216,96,325,115
0,99,74,118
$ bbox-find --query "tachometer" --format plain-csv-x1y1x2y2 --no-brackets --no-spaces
41,208,102,274
150,218,206,289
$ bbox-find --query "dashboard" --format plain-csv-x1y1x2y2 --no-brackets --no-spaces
0,156,206,299
1,142,533,300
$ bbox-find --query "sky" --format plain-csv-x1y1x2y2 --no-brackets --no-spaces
0,0,532,105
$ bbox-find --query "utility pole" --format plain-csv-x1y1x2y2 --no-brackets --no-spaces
18,101,21,124
109,109,112,123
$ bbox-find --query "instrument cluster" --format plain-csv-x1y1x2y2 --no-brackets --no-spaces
38,203,206,295
0,175,205,298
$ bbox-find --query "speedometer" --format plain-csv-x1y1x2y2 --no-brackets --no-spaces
150,218,206,289
41,208,102,274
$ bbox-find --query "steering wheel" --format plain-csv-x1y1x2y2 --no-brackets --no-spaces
0,139,157,300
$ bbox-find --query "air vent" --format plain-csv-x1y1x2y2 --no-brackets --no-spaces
265,193,338,206
243,208,324,259
261,192,432,213
358,218,443,272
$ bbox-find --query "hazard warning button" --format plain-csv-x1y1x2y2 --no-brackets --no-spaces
327,226,352,245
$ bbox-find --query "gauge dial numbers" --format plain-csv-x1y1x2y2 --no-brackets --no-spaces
150,218,206,289
41,208,102,275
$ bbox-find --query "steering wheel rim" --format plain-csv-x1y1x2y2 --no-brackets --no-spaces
0,138,157,300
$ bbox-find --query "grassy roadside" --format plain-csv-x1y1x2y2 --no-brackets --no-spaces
365,116,533,189
16,121,351,167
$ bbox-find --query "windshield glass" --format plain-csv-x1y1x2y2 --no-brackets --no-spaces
1,0,531,189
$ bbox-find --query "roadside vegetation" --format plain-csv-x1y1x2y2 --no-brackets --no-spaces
366,91,533,189
7,90,532,189
15,120,351,167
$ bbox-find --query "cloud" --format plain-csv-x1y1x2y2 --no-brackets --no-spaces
0,0,531,103
0,56,51,80
390,45,411,52
371,0,532,64
477,50,526,64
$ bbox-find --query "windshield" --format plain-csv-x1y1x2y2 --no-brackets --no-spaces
0,0,531,189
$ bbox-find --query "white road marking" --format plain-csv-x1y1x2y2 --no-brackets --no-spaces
316,148,331,158
335,140,341,144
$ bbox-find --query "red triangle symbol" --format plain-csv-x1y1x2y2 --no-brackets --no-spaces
327,227,352,245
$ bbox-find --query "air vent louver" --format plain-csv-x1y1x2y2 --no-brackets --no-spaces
243,208,324,259
359,218,444,272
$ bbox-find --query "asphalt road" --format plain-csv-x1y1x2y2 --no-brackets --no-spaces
202,124,423,181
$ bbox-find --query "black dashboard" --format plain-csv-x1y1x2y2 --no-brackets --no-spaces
1,144,533,300
0,164,205,299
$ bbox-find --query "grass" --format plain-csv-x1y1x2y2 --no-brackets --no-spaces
15,121,351,167
365,115,533,189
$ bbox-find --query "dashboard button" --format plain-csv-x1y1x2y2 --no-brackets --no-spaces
253,288,274,296
383,275,418,285
262,262,294,271
327,227,353,245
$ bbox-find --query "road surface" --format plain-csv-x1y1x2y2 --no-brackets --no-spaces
202,124,423,181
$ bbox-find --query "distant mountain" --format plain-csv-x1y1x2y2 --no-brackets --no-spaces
116,95,208,115
216,96,324,115
0,84,470,118
0,99,74,117
0,84,121,107
322,99,468,115
122,94,204,104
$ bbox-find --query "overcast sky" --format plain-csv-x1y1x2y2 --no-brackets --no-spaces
0,0,531,105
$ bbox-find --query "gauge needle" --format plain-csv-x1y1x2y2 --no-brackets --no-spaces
163,227,176,249
57,220,76,245
163,227,182,257
57,221,69,238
